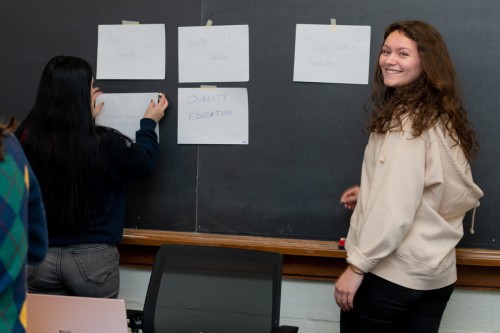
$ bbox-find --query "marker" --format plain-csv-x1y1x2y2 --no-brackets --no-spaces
338,237,346,250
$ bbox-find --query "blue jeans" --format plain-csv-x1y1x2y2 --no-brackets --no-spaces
28,243,120,298
340,273,454,333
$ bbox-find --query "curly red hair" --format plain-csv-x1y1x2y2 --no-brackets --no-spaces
368,20,478,160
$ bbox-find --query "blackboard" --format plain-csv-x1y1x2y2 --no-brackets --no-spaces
1,0,498,249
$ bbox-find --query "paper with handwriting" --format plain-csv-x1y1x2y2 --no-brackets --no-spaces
294,24,371,84
97,24,165,79
95,93,159,142
178,88,248,144
178,25,249,83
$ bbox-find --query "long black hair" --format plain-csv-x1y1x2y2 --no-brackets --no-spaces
16,56,98,236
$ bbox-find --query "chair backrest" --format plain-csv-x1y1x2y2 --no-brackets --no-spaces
142,244,283,333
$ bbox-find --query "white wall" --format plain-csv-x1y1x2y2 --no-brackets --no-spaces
119,265,500,333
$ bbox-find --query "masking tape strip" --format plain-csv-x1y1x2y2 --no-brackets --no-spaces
122,20,140,25
200,85,217,89
331,18,337,32
206,19,213,27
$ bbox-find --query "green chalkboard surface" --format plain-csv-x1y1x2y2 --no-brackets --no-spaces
1,0,498,249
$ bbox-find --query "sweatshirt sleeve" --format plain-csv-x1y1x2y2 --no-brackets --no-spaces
346,129,427,273
103,118,160,184
27,163,48,265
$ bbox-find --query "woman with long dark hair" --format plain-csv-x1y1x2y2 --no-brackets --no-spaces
17,56,168,298
335,21,483,332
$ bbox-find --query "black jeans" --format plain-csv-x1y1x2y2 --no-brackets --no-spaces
341,273,454,333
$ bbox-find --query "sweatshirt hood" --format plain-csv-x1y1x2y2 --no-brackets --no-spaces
433,125,484,232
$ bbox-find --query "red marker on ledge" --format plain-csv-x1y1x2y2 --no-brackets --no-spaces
338,237,346,250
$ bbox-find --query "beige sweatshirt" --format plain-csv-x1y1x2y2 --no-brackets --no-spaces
345,116,484,290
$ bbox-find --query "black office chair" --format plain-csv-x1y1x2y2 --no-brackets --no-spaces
127,244,299,333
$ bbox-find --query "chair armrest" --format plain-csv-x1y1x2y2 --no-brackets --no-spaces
270,325,299,333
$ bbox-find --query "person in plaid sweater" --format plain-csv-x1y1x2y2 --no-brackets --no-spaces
0,117,47,333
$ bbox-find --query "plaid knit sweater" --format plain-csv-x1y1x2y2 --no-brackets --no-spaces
0,134,47,333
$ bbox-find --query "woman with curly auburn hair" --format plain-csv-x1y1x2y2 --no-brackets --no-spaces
335,21,483,332
369,20,478,160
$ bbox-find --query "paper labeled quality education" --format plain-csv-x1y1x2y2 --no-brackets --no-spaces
178,25,249,83
96,24,165,80
294,24,371,84
178,88,248,145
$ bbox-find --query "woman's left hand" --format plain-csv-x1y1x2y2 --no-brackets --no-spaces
334,267,365,311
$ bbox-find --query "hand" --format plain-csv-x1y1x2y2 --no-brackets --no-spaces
144,93,169,122
91,86,104,118
334,267,364,311
340,185,360,210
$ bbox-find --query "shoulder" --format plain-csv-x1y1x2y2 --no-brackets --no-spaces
2,134,29,165
398,114,418,138
3,133,22,149
397,113,440,145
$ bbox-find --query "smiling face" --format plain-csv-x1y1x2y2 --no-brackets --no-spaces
379,30,423,89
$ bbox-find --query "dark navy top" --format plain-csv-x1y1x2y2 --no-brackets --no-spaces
49,118,159,246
